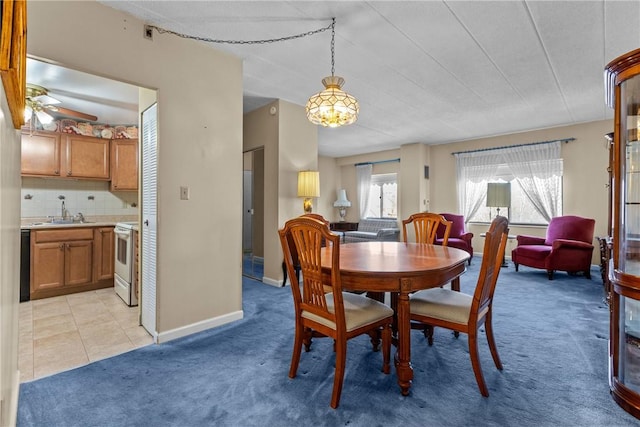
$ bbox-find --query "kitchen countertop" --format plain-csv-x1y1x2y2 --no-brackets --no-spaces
21,215,138,230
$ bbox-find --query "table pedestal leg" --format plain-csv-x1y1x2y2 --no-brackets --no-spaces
395,282,413,395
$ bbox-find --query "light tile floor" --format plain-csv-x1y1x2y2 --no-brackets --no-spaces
19,287,153,382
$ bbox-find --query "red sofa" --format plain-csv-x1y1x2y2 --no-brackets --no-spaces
511,215,595,280
434,213,474,265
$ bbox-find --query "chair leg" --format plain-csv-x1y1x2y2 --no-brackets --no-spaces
468,330,489,397
425,325,434,346
547,270,554,280
514,263,519,272
485,312,503,370
303,327,313,352
367,329,381,352
289,324,304,378
585,269,591,279
381,324,391,374
282,261,287,285
331,339,347,409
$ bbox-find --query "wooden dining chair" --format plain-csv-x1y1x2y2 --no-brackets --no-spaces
281,213,330,286
402,212,452,245
279,216,394,409
409,216,509,397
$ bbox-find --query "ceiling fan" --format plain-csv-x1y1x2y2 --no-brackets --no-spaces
25,83,98,125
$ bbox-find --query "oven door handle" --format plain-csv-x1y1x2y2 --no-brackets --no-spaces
114,230,131,238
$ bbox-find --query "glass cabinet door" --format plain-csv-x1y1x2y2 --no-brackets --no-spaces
606,47,640,419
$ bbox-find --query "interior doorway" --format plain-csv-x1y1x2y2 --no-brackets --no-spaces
242,148,264,279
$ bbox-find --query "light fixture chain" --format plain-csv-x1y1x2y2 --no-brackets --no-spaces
147,20,334,45
330,17,335,77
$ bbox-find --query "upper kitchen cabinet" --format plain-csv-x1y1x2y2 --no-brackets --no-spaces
64,134,110,179
21,130,62,176
21,130,110,180
110,138,138,191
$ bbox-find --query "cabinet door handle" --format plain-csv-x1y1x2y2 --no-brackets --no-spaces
59,243,64,250
54,170,59,175
67,171,72,176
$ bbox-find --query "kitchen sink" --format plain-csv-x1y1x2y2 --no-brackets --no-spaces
50,219,75,224
29,220,95,226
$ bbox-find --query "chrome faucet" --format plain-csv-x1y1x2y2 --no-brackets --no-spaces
61,201,68,220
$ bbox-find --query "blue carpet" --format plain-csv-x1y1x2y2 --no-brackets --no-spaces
17,260,639,426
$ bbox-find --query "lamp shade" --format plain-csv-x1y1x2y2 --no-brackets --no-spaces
333,189,351,207
306,76,359,128
486,182,511,207
297,171,320,198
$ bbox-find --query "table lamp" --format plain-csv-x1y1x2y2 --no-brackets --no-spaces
333,189,351,221
297,171,320,213
486,182,511,218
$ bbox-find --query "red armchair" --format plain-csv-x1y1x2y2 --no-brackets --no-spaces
512,215,595,280
435,213,474,265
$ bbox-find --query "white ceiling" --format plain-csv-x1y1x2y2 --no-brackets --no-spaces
26,58,139,126
29,1,640,157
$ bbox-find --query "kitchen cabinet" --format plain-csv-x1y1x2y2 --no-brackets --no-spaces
29,226,115,300
94,227,115,281
21,130,62,176
64,134,110,179
605,47,640,419
21,130,110,180
31,228,94,298
110,138,138,191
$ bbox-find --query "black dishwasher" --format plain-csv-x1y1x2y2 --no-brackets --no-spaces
20,229,30,302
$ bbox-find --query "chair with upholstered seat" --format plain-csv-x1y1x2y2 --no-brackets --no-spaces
409,216,509,397
435,213,474,265
402,212,452,244
511,215,595,280
279,216,394,409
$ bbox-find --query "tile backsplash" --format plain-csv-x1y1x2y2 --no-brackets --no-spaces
21,177,138,218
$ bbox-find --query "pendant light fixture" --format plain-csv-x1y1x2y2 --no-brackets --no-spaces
306,18,359,128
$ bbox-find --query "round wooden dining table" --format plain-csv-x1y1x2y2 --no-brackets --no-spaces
320,241,470,396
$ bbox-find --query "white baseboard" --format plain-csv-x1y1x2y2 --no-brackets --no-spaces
156,310,243,344
262,276,283,287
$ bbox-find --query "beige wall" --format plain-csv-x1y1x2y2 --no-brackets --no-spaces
399,143,430,220
244,100,317,284
318,156,339,221
28,1,243,339
0,79,22,427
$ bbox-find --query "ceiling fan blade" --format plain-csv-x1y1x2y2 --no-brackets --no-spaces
35,110,54,125
45,105,98,122
32,94,61,105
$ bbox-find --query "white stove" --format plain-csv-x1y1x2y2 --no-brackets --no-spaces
114,221,138,306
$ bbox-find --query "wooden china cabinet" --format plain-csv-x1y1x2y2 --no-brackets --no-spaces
605,47,640,419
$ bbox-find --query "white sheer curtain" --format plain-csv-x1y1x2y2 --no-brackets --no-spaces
502,141,562,222
455,140,563,223
455,152,500,222
356,164,372,219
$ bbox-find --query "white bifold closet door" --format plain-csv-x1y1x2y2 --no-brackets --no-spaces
141,103,158,340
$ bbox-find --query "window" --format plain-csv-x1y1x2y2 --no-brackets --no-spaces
455,141,563,225
364,173,397,219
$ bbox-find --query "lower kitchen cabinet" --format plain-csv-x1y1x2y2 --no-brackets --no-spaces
30,226,115,300
94,227,115,281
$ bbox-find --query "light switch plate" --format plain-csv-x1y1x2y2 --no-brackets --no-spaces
180,186,189,200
